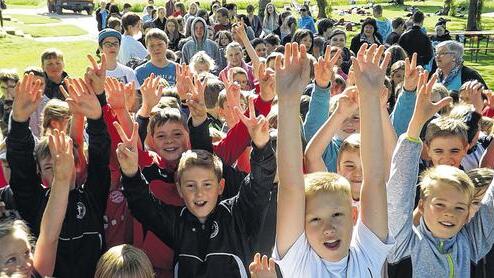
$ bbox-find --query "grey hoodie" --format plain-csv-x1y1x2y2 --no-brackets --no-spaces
180,17,221,64
387,135,494,277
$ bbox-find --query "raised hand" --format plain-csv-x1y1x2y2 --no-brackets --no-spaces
485,89,494,107
258,63,276,102
314,45,341,88
60,78,102,120
334,86,359,118
249,253,277,278
460,80,484,113
408,72,452,138
351,43,391,99
186,75,208,127
114,121,139,177
105,77,126,110
139,73,164,116
234,97,270,149
48,129,75,183
12,73,43,122
403,53,422,91
346,67,356,87
232,19,249,43
275,42,311,103
124,81,137,112
85,54,107,95
176,64,192,100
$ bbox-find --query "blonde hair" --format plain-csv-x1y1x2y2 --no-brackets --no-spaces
95,244,154,278
189,51,216,74
466,168,494,189
42,99,71,135
424,116,468,145
304,172,352,200
337,133,361,165
420,165,474,202
480,116,494,135
176,149,223,184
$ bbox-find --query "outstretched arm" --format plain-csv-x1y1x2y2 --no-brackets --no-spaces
276,43,312,258
353,44,390,241
34,131,74,277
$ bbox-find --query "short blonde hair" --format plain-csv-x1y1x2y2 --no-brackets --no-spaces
424,116,468,145
304,172,352,200
42,99,71,135
337,133,361,165
95,244,154,278
176,149,223,184
189,51,216,74
419,165,474,202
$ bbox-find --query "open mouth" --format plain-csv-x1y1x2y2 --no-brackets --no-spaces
163,147,178,153
194,200,207,207
439,221,455,228
323,239,341,250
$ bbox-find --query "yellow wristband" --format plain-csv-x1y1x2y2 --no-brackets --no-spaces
406,136,421,144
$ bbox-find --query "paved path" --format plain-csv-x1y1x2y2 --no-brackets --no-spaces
3,7,97,42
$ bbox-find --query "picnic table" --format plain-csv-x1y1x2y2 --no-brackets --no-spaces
427,30,494,62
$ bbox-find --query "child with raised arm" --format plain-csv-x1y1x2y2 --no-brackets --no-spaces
7,57,111,277
386,70,494,277
275,42,394,277
117,96,276,276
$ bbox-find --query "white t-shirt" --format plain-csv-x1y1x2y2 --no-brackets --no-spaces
106,63,141,89
273,220,395,278
117,34,148,66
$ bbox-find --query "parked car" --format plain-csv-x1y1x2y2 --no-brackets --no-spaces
48,0,94,15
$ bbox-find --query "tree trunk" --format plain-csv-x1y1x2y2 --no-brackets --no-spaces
467,0,479,30
396,0,404,5
316,0,327,19
442,0,452,15
258,0,270,21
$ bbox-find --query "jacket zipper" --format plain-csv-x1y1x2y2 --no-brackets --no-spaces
439,240,455,278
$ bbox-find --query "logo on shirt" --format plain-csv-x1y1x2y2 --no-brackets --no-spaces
109,190,125,204
210,221,219,239
76,202,87,219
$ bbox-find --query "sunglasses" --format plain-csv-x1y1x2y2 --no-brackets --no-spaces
300,9,307,12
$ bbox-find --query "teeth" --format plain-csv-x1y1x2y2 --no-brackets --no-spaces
164,148,176,151
325,239,338,244
195,201,206,206
440,221,454,227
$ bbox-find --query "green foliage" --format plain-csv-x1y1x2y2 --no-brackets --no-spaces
8,14,60,24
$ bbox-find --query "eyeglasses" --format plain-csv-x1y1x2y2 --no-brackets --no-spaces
300,9,307,12
435,52,454,58
102,41,120,48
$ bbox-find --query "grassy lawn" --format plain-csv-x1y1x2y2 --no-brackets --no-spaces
7,14,60,24
0,35,98,76
4,20,87,37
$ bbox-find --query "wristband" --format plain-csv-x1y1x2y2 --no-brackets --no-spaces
405,135,421,144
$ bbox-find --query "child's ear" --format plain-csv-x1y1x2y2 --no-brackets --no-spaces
176,182,184,199
351,205,358,225
218,178,225,195
418,199,425,215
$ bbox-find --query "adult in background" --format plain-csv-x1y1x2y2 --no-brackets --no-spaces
153,7,167,30
316,18,334,41
373,4,392,41
385,17,405,46
328,29,352,74
246,4,262,38
433,40,487,92
350,17,382,56
297,4,316,33
262,3,279,35
96,1,109,31
398,10,433,66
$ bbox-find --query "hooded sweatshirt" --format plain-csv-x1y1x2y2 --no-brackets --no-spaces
181,17,221,64
387,135,494,277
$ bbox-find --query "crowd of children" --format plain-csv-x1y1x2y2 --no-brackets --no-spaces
1,0,494,277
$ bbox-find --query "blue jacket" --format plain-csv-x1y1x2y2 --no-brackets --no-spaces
390,89,416,137
298,16,316,34
375,17,392,42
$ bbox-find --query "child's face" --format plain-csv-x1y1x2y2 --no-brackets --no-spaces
194,62,210,74
299,35,312,51
39,155,76,188
469,186,488,220
330,34,346,48
419,182,470,239
216,13,227,25
32,76,46,92
336,113,360,139
151,121,190,164
337,150,362,201
177,166,224,223
218,35,230,47
166,21,176,33
363,25,375,37
233,73,249,91
0,80,17,101
0,231,33,277
254,43,267,58
391,69,404,85
147,37,168,61
101,37,120,59
42,57,64,79
305,191,356,262
426,136,468,167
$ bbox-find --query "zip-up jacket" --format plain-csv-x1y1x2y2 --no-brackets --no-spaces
387,135,494,278
122,141,277,278
7,95,111,278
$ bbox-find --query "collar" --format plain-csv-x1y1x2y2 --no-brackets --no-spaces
418,217,457,253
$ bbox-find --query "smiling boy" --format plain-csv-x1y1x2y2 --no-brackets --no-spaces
117,103,276,276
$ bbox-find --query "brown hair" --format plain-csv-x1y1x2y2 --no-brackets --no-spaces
424,116,468,145
337,134,361,166
41,48,64,65
94,244,154,278
148,107,188,136
145,28,170,45
42,99,71,135
420,165,474,202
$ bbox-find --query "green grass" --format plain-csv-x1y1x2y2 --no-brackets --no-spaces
5,0,44,6
0,35,98,76
5,20,87,37
465,51,494,89
8,14,60,24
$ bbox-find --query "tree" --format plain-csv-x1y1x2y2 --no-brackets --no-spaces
258,0,270,20
317,0,327,18
467,0,483,31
